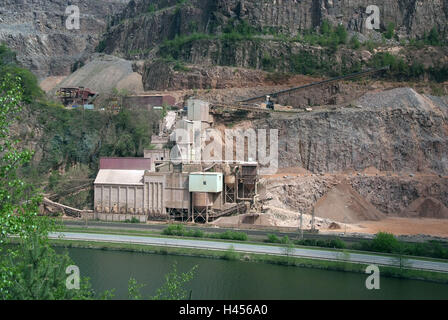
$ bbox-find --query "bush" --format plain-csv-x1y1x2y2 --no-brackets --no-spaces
425,27,442,46
281,236,291,245
0,45,44,102
350,36,361,49
266,234,281,243
147,4,156,13
369,52,447,82
370,232,400,253
222,246,240,261
162,224,186,236
213,231,248,241
329,239,347,249
384,22,395,40
190,229,204,238
294,238,347,249
162,225,205,238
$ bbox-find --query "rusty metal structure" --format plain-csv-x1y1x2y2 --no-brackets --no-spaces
56,87,97,107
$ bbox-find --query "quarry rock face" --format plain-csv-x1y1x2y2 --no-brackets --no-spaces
263,173,448,217
0,0,129,79
102,0,448,56
257,88,448,176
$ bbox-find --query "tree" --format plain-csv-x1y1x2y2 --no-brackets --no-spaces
0,74,44,243
127,263,198,300
371,232,400,253
281,236,295,265
0,74,94,299
426,27,441,46
335,24,348,44
385,22,395,40
1,234,95,300
152,263,198,300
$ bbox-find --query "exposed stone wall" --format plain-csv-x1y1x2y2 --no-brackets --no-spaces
102,0,448,56
254,88,448,175
0,0,129,78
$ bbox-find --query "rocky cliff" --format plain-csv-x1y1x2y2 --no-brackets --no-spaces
102,0,448,56
97,0,448,90
254,88,448,217
256,88,448,175
0,0,129,79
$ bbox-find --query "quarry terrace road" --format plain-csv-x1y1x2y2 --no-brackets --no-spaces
49,232,448,273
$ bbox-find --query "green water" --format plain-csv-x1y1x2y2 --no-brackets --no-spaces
65,247,448,300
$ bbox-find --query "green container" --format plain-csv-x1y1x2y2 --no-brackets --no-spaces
189,173,223,193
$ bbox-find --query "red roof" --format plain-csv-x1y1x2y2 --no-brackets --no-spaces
99,158,152,170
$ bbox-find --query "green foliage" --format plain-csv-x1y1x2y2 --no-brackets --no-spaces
163,224,187,236
222,246,240,261
364,39,378,52
320,20,331,35
151,263,197,300
222,19,258,39
350,36,361,49
211,231,248,241
124,217,140,224
300,20,348,50
96,39,107,53
266,234,280,243
173,61,191,72
147,4,156,13
126,263,197,300
355,235,448,260
30,102,159,176
162,225,204,238
334,24,348,44
289,51,334,76
1,235,94,300
128,278,145,300
425,27,442,46
160,33,212,59
0,44,43,103
384,22,395,40
0,74,93,300
0,74,45,243
294,238,347,249
369,52,447,82
261,54,277,72
162,225,247,241
370,232,400,253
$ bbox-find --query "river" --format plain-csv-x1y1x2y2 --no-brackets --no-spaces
65,247,448,300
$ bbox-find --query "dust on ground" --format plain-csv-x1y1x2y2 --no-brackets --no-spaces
314,182,385,223
348,217,448,238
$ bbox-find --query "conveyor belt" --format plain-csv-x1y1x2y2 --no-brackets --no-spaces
239,67,389,103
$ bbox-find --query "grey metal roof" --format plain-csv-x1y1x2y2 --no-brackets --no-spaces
94,170,145,186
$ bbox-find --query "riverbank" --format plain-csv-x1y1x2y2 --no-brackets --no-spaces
47,237,448,285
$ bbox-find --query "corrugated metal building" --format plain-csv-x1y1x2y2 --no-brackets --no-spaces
99,157,152,170
94,169,147,222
